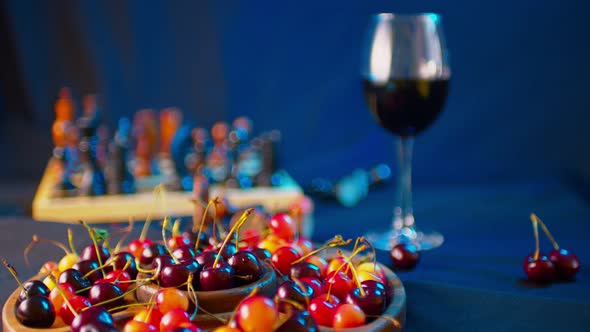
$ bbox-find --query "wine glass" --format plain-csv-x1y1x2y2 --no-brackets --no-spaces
362,13,451,250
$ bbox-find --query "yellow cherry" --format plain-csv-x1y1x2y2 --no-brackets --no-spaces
357,262,387,281
58,253,79,271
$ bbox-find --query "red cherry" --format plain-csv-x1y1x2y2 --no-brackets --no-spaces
271,246,302,275
390,243,420,269
309,294,340,327
167,235,192,250
128,239,152,258
97,270,131,291
523,255,556,283
60,295,91,325
269,213,296,241
324,271,354,301
236,295,278,332
548,249,580,279
49,282,75,315
332,303,366,328
160,308,191,331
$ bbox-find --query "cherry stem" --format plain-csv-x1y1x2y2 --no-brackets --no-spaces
79,220,106,278
140,185,164,242
530,213,560,250
186,274,199,320
67,229,77,256
347,260,366,297
144,287,159,324
326,244,368,300
113,217,134,254
83,258,118,279
24,235,71,269
213,208,254,268
291,235,351,265
276,297,305,311
162,217,180,264
47,274,78,317
107,301,155,312
2,258,25,294
194,197,219,251
531,216,540,260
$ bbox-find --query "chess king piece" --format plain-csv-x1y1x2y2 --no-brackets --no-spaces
77,95,106,196
51,88,77,195
107,118,135,194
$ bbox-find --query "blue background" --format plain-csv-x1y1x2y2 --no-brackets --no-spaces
2,0,590,186
1,1,590,331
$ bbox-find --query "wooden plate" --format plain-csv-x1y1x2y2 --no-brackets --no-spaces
2,274,140,332
135,262,278,314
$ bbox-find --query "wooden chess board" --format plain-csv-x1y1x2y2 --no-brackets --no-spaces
32,159,311,233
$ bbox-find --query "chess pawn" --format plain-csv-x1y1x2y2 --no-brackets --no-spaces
134,136,152,177
133,109,158,158
54,87,75,121
78,136,107,196
159,108,182,155
108,118,135,194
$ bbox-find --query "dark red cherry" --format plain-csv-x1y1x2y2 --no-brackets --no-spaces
58,268,92,295
216,242,238,260
15,295,55,328
88,282,124,310
390,243,420,269
73,259,102,283
548,248,580,280
140,244,168,266
160,263,191,289
107,251,138,279
228,251,262,285
18,280,50,304
172,245,197,261
523,255,556,283
195,251,220,268
300,277,323,297
251,248,271,261
200,263,234,291
71,305,115,332
152,255,175,270
276,309,319,332
80,244,111,262
345,281,387,316
361,279,392,304
274,280,314,311
290,261,321,280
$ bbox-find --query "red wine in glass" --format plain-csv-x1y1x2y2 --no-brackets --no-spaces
361,13,451,250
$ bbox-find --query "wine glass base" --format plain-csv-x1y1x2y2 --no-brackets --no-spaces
364,228,444,251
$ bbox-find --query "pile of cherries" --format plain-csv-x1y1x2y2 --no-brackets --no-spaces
523,214,580,283
6,196,395,331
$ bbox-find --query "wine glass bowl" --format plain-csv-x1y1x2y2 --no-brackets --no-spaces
361,13,451,250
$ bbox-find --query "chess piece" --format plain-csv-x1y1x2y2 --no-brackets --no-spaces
107,118,135,194
132,109,158,177
159,108,182,155
169,125,194,190
255,130,280,186
77,95,106,196
205,122,231,184
51,88,77,195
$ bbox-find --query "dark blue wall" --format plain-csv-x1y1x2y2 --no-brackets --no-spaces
1,0,590,186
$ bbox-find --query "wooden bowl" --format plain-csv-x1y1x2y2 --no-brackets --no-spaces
2,274,140,332
318,260,406,332
135,261,278,314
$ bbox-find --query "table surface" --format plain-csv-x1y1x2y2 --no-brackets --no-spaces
1,179,589,331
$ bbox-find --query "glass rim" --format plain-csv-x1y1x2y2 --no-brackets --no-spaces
372,12,442,21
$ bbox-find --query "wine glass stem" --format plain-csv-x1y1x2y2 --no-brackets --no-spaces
393,136,415,235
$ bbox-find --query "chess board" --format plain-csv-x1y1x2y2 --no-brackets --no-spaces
32,158,312,235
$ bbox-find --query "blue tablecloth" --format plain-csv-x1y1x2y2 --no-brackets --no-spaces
1,180,588,331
